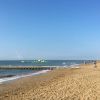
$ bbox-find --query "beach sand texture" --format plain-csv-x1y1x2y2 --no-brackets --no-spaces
0,62,100,100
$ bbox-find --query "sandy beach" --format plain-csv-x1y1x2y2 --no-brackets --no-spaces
0,62,100,100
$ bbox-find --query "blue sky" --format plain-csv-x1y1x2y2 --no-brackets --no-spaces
0,0,100,60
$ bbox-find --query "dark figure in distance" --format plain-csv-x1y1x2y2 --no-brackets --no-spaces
94,61,97,68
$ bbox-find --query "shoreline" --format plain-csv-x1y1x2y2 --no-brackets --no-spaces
0,63,82,84
0,70,50,84
0,64,82,84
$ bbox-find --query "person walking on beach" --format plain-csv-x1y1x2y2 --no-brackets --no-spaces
94,61,97,68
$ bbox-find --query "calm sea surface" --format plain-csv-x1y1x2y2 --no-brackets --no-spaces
0,60,92,66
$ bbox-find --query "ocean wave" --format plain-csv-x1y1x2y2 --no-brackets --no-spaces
0,70,50,84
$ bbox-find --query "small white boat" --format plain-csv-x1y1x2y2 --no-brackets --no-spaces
21,61,25,63
34,59,46,63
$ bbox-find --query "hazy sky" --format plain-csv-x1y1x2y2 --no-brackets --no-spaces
0,0,100,60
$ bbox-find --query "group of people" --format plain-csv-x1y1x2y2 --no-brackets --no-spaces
84,60,97,68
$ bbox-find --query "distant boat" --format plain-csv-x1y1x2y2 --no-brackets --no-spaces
34,59,46,63
21,61,25,63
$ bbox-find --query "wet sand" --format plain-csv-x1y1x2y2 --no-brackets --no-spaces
0,62,100,100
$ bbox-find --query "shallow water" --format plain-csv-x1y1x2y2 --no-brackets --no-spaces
0,70,50,84
0,69,36,76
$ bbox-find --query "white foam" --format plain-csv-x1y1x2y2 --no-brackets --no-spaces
0,70,50,84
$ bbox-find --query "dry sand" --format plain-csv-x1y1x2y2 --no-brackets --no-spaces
0,62,100,100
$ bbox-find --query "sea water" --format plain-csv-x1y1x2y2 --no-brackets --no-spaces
0,60,93,83
0,60,93,76
0,60,92,66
